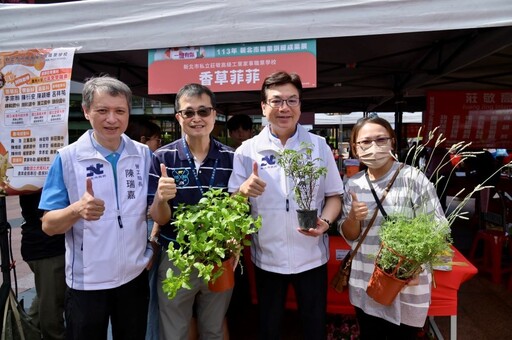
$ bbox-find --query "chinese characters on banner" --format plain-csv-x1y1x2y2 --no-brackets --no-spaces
425,90,512,149
0,48,75,196
148,39,316,94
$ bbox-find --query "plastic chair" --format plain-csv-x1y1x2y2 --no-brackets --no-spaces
469,189,512,284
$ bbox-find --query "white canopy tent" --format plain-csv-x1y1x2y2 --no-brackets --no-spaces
1,0,512,115
1,0,511,54
315,112,422,126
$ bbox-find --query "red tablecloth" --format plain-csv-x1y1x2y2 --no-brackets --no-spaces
245,236,478,316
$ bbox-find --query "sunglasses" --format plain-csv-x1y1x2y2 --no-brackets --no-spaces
177,107,214,119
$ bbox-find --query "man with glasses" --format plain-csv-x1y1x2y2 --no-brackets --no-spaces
148,83,234,339
228,71,343,340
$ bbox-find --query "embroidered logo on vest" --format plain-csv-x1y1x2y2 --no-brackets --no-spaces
86,163,104,177
261,154,276,167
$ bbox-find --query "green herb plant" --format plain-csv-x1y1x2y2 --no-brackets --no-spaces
374,127,511,281
162,189,262,299
277,142,328,210
377,213,451,280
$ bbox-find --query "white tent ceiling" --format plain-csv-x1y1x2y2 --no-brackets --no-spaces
2,0,512,114
2,0,511,54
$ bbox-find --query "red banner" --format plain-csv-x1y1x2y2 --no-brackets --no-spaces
148,40,316,94
424,90,512,149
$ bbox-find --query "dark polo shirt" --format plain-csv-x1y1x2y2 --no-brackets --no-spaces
148,137,234,249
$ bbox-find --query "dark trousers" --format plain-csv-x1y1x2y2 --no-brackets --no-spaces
65,270,149,340
254,263,327,340
355,307,420,340
27,254,66,340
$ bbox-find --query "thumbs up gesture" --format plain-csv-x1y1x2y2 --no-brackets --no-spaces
156,163,176,202
348,191,368,221
239,161,266,198
76,178,105,221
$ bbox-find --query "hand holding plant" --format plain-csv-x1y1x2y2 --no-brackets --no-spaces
162,189,261,299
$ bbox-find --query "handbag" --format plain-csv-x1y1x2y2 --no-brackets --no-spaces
330,248,354,292
331,164,403,293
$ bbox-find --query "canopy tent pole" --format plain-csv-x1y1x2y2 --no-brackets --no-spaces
395,96,405,157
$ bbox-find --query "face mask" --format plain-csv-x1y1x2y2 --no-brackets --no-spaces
358,144,392,169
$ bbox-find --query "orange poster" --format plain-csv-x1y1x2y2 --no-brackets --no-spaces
0,48,75,196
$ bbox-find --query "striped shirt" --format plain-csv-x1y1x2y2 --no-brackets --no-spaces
148,137,234,248
339,161,446,327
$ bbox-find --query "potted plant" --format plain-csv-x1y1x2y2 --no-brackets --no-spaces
162,188,262,299
277,142,328,230
366,213,452,305
366,127,509,305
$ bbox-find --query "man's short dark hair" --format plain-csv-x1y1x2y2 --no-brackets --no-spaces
260,71,303,103
175,83,216,111
227,114,252,132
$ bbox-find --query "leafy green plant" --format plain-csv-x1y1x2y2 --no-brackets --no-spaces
377,213,452,280
162,189,262,299
277,142,328,210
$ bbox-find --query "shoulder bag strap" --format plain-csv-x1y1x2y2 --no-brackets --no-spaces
365,170,388,218
346,163,404,262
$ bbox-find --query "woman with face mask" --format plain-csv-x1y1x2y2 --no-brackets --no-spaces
338,114,444,339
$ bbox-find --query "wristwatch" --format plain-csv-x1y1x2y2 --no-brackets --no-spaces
321,218,331,225
321,218,331,234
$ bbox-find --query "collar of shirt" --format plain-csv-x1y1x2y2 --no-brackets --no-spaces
176,136,222,163
88,130,125,158
268,124,300,149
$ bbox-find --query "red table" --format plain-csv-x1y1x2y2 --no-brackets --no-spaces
245,236,477,339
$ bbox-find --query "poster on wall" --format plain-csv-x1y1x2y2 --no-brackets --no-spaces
148,39,316,94
0,47,76,197
425,90,512,149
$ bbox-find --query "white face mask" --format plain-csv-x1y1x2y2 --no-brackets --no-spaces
358,144,393,169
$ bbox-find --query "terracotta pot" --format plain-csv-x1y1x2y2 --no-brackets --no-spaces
366,265,408,305
296,209,318,230
208,259,235,292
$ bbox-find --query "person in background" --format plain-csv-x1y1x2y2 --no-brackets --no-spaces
125,117,162,340
228,71,343,340
39,76,153,340
125,118,162,153
226,114,253,149
339,114,445,339
20,190,66,340
149,83,234,340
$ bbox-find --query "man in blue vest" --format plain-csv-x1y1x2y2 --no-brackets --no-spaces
39,76,153,340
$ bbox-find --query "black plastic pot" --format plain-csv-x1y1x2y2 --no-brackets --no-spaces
296,209,318,230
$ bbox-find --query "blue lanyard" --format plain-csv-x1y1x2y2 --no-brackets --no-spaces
182,138,218,195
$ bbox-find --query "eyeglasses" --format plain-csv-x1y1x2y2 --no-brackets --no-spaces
177,107,214,119
266,98,301,108
356,137,391,150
